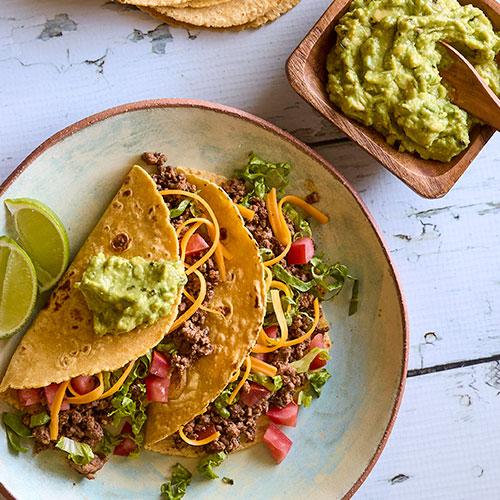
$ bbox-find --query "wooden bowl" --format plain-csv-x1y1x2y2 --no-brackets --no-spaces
286,0,500,198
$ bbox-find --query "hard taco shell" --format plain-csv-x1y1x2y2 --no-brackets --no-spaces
144,168,267,448
0,166,183,406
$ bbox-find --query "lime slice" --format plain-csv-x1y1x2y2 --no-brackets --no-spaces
4,198,69,292
0,236,38,338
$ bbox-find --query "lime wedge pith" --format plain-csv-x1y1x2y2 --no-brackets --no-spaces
4,198,69,292
0,236,38,338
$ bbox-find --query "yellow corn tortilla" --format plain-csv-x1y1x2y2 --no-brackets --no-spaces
141,0,282,28
144,168,267,448
119,0,229,7
146,168,331,457
0,166,183,406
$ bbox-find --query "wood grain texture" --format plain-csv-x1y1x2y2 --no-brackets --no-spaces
439,41,500,131
286,0,500,198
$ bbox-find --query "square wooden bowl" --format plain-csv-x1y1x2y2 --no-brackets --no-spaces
286,0,500,198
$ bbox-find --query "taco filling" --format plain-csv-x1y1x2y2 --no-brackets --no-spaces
144,152,358,464
1,162,266,479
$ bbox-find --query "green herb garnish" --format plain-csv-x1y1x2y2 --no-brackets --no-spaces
161,463,192,499
197,451,227,479
2,413,31,453
29,411,50,428
236,152,290,207
308,368,332,397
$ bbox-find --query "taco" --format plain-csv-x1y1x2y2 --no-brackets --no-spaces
0,162,267,478
142,153,357,466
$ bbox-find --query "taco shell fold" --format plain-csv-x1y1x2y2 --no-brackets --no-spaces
0,166,183,406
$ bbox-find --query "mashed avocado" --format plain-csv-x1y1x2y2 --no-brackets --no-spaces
75,253,187,336
326,0,500,162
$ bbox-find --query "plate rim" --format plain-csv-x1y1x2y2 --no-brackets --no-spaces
0,97,409,500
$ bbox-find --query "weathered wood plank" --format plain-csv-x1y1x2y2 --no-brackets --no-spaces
0,0,343,185
315,134,500,371
355,360,500,499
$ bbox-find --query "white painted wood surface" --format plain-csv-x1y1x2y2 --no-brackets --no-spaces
1,0,500,498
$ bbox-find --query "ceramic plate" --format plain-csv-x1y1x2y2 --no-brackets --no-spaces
0,99,408,500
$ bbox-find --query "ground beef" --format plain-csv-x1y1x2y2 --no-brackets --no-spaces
69,455,108,480
31,398,114,454
221,178,247,204
142,151,167,166
269,365,308,409
176,397,271,454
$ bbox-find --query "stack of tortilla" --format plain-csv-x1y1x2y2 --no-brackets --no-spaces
117,0,301,30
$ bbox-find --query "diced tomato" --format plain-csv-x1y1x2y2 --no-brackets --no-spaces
185,233,209,257
239,382,270,407
44,383,70,410
287,237,315,266
267,402,298,427
262,423,292,464
309,333,327,370
145,374,170,402
253,352,267,362
150,350,170,378
17,388,41,408
264,325,278,338
255,326,278,362
71,376,96,395
197,425,217,440
113,422,138,457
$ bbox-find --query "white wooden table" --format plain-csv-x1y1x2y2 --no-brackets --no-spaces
2,0,500,498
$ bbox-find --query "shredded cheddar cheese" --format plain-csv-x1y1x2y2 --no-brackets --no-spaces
159,190,220,276
169,269,207,332
98,361,135,400
49,381,70,441
283,298,320,347
228,356,251,404
265,188,288,245
250,356,278,377
66,373,104,404
183,289,225,318
278,195,329,224
178,426,220,446
263,239,292,268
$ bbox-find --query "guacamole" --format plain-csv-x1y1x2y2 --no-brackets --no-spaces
326,0,500,162
75,254,187,336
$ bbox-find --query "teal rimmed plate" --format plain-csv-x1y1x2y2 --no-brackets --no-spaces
0,99,408,500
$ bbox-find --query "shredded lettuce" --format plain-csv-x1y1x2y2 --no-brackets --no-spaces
282,203,312,238
259,248,274,262
2,413,31,453
197,452,227,479
222,477,234,485
236,152,291,207
55,437,94,466
273,257,359,315
309,368,332,397
273,263,315,292
29,411,50,428
169,198,191,219
246,373,283,392
108,355,151,448
161,463,192,499
289,348,330,373
297,390,312,408
213,382,238,418
156,342,178,355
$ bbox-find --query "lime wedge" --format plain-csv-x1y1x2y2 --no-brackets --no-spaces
0,236,38,338
4,198,69,292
